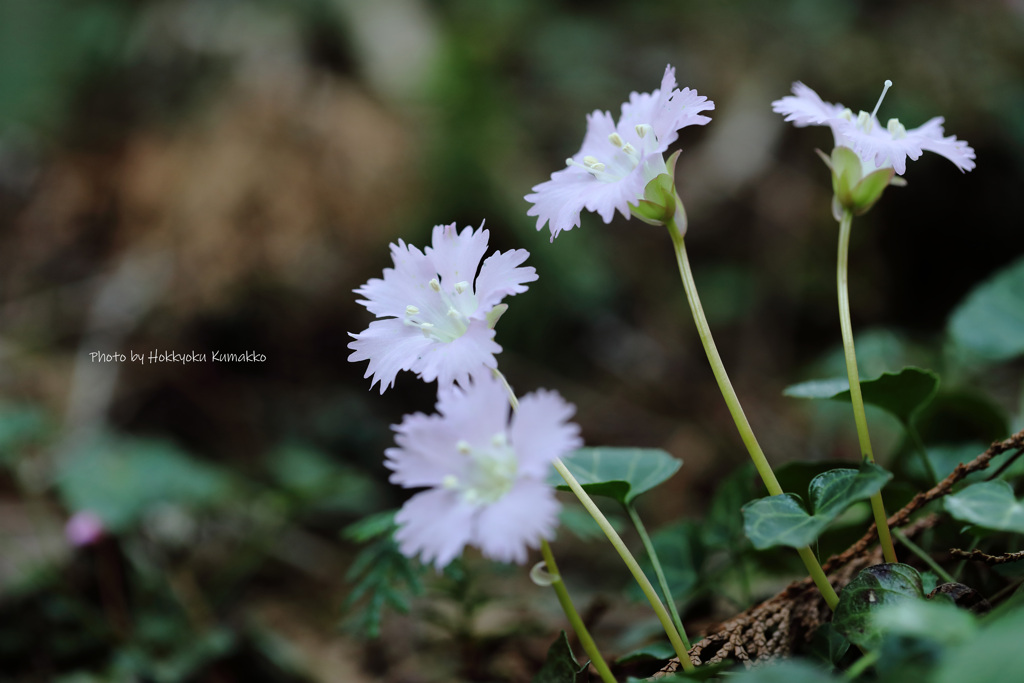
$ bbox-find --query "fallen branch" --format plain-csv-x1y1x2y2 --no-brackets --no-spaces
653,429,1024,676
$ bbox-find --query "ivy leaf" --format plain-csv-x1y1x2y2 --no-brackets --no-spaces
947,255,1024,361
943,480,1024,533
531,631,588,683
833,563,924,649
783,366,939,426
742,464,891,549
550,447,682,505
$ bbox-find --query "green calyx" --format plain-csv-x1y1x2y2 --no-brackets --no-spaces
817,146,905,218
628,150,686,233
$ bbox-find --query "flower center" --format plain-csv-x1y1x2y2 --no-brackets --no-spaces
404,277,478,343
566,123,663,184
443,433,518,505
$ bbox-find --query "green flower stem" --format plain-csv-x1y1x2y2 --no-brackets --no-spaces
539,539,617,683
624,503,691,649
666,220,840,611
552,458,695,671
907,424,939,484
796,546,839,610
494,368,694,669
844,649,880,680
892,528,955,584
836,210,898,565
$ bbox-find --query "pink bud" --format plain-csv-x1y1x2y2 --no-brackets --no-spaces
65,510,106,547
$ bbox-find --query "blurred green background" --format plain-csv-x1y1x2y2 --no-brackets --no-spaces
1,0,1023,680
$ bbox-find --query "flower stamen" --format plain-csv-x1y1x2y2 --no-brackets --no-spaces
870,79,893,121
887,118,907,139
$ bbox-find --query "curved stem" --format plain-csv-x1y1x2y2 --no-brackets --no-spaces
494,368,694,668
667,226,782,497
837,210,898,564
553,458,695,671
625,503,691,649
667,220,840,611
539,540,617,683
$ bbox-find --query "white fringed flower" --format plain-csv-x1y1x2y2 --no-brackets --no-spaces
348,222,537,393
386,374,582,569
525,65,714,240
773,81,976,175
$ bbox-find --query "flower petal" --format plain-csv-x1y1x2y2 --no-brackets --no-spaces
434,374,511,449
395,489,476,569
509,389,583,478
771,81,846,127
473,479,560,565
474,248,537,312
426,223,490,288
909,117,977,173
347,319,434,394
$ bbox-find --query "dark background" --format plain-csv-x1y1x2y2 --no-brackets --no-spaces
1,1,1022,680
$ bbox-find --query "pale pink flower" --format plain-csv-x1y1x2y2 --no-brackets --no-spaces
525,65,714,240
772,81,975,175
348,223,537,393
66,510,106,547
386,374,581,569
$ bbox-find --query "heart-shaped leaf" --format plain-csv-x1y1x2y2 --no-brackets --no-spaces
742,464,891,549
551,447,682,505
948,255,1024,361
532,631,588,683
943,480,1024,533
783,366,939,425
833,563,924,649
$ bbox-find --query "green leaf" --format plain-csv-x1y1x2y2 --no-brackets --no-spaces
550,447,682,505
873,600,977,646
783,366,939,426
267,443,380,513
948,255,1024,361
343,510,398,543
342,516,424,639
531,631,587,683
723,658,841,682
805,623,851,669
832,563,924,649
615,640,676,665
900,442,989,484
943,480,1024,533
700,464,758,549
0,403,52,464
56,435,234,532
628,520,704,604
557,505,625,541
625,661,734,681
742,464,891,549
934,605,1024,683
